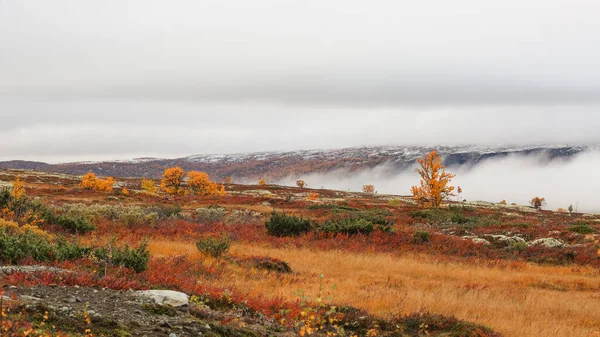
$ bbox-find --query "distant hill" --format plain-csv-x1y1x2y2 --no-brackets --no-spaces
0,145,590,182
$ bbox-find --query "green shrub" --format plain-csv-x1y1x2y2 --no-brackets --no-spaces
413,231,431,244
265,212,311,237
569,223,596,234
308,204,358,211
196,235,231,258
93,239,150,273
0,227,88,264
320,218,374,235
388,199,401,208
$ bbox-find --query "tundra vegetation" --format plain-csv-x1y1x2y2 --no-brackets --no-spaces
0,160,598,337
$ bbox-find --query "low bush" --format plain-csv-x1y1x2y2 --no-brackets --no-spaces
0,220,89,263
413,230,431,244
238,256,292,273
320,218,374,235
194,206,227,224
196,234,231,258
93,239,150,273
569,223,596,234
265,212,311,237
398,313,501,337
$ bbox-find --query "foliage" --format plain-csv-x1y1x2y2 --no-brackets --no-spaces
0,220,89,263
160,167,186,196
411,150,456,208
320,218,374,236
388,198,401,208
195,206,227,224
186,171,222,196
79,172,115,192
258,178,267,187
225,176,233,185
530,197,546,210
12,177,26,200
93,239,150,273
196,234,231,258
265,212,311,237
569,223,596,234
397,313,501,337
307,204,358,212
237,256,292,273
140,178,158,194
362,184,375,194
413,230,431,244
296,180,306,188
121,187,130,196
306,193,319,201
568,204,574,214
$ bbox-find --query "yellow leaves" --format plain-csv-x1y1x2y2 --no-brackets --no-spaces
121,187,130,196
11,177,25,200
160,168,225,197
141,178,158,194
225,176,233,185
186,171,222,196
258,178,267,187
79,172,115,192
160,167,186,195
411,150,456,208
296,180,306,189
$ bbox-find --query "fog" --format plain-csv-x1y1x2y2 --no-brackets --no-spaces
277,150,600,213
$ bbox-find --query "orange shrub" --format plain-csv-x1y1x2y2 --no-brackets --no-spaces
306,192,319,201
186,171,221,196
79,172,115,192
258,178,267,187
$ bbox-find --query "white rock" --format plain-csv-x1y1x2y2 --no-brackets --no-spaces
529,238,565,248
137,290,189,308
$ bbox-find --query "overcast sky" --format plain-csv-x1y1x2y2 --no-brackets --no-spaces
1,0,600,162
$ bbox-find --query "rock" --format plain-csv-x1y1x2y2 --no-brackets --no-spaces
483,234,527,246
529,238,565,248
137,290,189,308
169,334,178,337
20,295,43,302
262,201,271,206
64,295,77,304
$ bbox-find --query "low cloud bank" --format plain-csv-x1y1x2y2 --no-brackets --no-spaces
277,150,600,213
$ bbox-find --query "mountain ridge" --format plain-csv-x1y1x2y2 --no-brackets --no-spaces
0,144,592,181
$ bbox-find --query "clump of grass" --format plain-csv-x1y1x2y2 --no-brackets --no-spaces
413,230,431,244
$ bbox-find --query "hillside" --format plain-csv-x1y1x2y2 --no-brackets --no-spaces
0,145,589,181
0,169,599,336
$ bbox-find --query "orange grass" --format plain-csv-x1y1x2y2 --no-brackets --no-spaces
148,239,600,337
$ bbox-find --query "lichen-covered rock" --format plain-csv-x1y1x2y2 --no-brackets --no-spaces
463,236,491,245
483,234,527,247
529,238,565,248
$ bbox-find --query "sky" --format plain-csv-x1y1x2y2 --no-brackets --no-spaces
1,0,600,162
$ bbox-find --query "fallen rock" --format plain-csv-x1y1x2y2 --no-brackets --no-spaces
137,290,189,308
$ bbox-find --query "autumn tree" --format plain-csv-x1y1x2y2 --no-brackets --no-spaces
362,184,375,194
225,176,232,185
79,173,98,190
141,178,158,194
186,171,221,196
12,177,25,200
258,178,267,187
457,186,463,202
296,180,306,189
411,150,456,208
161,167,186,196
530,197,546,210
